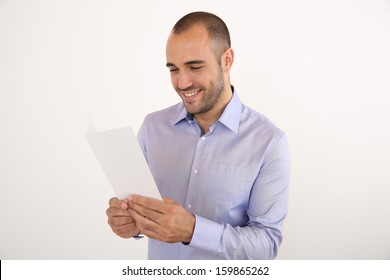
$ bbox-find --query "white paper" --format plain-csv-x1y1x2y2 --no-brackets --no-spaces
85,118,161,200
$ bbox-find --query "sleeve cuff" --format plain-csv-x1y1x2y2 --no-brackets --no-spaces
188,215,223,252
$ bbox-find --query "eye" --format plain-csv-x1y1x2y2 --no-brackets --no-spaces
169,68,179,73
190,66,203,70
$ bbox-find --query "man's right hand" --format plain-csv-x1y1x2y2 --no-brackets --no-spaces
106,197,139,238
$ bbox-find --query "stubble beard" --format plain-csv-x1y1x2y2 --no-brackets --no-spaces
181,66,225,115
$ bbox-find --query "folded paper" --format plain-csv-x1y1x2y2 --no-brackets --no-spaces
85,118,161,200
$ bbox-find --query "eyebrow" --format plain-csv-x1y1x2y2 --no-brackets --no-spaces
166,60,206,68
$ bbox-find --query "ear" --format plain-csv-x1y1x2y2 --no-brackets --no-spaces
222,48,234,73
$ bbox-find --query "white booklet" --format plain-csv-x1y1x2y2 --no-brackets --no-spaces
85,118,161,200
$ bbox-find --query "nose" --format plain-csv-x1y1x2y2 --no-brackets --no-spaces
177,71,193,90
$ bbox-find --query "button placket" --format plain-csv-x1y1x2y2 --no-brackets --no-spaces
184,135,207,213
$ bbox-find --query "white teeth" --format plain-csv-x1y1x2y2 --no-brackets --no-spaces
184,90,199,97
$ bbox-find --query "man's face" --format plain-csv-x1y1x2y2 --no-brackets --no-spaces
166,24,225,116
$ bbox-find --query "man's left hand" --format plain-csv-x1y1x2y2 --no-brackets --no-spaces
126,195,195,243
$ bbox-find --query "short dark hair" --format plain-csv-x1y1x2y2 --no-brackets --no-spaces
172,11,231,61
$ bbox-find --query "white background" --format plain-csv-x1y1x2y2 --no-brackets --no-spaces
1,0,389,259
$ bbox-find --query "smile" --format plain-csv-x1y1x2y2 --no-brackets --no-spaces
183,89,201,97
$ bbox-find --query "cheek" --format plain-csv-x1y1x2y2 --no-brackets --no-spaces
192,73,207,87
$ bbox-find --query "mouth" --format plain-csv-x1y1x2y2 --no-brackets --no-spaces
182,89,202,102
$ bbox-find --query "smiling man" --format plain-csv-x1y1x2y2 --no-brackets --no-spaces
106,11,290,260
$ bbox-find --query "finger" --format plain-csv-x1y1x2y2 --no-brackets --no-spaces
106,206,131,218
130,208,159,237
109,221,138,238
137,226,158,240
109,197,128,209
109,197,119,206
128,202,164,223
115,227,136,238
129,195,165,213
108,216,135,227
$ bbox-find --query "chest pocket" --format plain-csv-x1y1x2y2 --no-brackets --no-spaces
205,162,254,208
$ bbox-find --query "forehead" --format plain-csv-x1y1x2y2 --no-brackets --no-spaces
166,24,215,63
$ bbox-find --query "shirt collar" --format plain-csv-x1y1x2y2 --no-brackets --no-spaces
217,87,242,134
173,86,242,134
173,105,191,125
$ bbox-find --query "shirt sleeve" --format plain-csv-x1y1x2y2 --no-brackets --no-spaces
188,134,290,259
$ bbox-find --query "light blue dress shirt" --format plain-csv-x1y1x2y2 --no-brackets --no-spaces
137,88,290,259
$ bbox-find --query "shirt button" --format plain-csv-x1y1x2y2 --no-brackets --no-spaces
193,169,198,174
187,204,192,209
201,136,206,141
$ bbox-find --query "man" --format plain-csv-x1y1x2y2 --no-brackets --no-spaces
106,11,290,260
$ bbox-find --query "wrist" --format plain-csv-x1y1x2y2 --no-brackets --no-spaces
182,214,196,244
